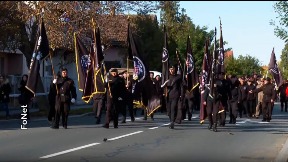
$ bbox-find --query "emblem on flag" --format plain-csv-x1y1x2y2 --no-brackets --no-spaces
133,56,146,82
186,53,194,74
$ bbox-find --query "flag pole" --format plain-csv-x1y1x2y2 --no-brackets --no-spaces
49,49,59,95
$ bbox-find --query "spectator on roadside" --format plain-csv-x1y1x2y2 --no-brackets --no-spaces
18,74,33,120
0,75,11,119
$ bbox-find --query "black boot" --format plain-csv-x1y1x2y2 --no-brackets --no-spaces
169,122,174,129
229,117,233,124
213,123,217,132
208,124,212,130
96,117,101,124
232,117,236,124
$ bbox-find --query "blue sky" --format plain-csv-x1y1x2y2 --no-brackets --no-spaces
156,1,286,66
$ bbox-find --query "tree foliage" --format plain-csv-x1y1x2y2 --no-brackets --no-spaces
158,1,215,73
225,54,263,77
0,1,159,67
271,1,288,43
278,43,288,80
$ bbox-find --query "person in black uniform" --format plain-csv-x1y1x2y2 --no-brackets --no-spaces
51,68,77,129
238,77,248,118
143,72,156,121
228,75,240,124
102,68,126,128
122,70,135,123
249,77,276,122
203,72,229,132
48,71,61,124
217,72,231,127
182,75,197,121
246,78,256,118
161,64,182,129
277,80,288,112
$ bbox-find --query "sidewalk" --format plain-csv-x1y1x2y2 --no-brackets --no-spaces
0,103,94,119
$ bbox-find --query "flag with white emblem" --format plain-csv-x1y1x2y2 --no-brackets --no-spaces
25,19,49,96
268,47,283,87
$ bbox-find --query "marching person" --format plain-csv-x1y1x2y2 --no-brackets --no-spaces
255,78,264,118
277,79,288,112
249,77,276,122
51,68,77,129
122,70,135,123
143,72,156,120
228,75,240,124
161,64,182,129
203,72,229,132
102,68,126,129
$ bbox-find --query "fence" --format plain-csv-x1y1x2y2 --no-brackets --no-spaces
6,75,53,109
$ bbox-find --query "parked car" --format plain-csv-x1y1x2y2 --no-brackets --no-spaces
149,71,162,78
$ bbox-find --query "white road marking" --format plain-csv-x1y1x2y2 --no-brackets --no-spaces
108,131,143,141
40,143,100,159
149,127,159,130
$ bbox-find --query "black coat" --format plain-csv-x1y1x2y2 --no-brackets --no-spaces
0,79,11,103
167,74,182,99
55,77,77,103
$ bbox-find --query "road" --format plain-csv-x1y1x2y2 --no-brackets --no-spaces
0,102,288,162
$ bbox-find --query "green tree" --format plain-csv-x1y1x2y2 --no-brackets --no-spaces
279,43,288,80
158,1,214,73
271,1,288,42
225,54,263,77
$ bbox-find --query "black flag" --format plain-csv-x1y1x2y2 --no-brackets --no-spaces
162,25,169,97
74,33,90,91
25,19,49,96
268,47,283,87
217,20,225,74
200,39,210,124
185,36,199,92
128,24,161,116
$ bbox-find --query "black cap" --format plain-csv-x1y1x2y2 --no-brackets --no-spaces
266,77,271,82
169,64,177,69
218,72,225,75
118,70,127,75
110,68,118,73
61,67,68,72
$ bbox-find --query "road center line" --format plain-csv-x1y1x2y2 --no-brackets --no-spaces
108,131,143,141
40,142,100,159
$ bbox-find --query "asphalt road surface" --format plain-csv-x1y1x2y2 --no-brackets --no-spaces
1,102,288,162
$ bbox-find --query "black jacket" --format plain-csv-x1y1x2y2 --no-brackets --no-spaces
0,79,11,103
55,77,77,103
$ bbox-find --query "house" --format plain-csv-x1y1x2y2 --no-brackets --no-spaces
44,13,158,105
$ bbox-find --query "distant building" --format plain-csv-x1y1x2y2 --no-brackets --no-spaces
224,50,233,59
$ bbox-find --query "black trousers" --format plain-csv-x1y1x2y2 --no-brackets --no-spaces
48,101,55,121
54,102,70,127
247,100,256,117
105,98,122,127
122,97,135,120
166,97,179,123
218,100,228,125
206,100,220,125
229,100,238,119
183,97,195,120
280,98,287,111
238,100,248,117
262,101,273,120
